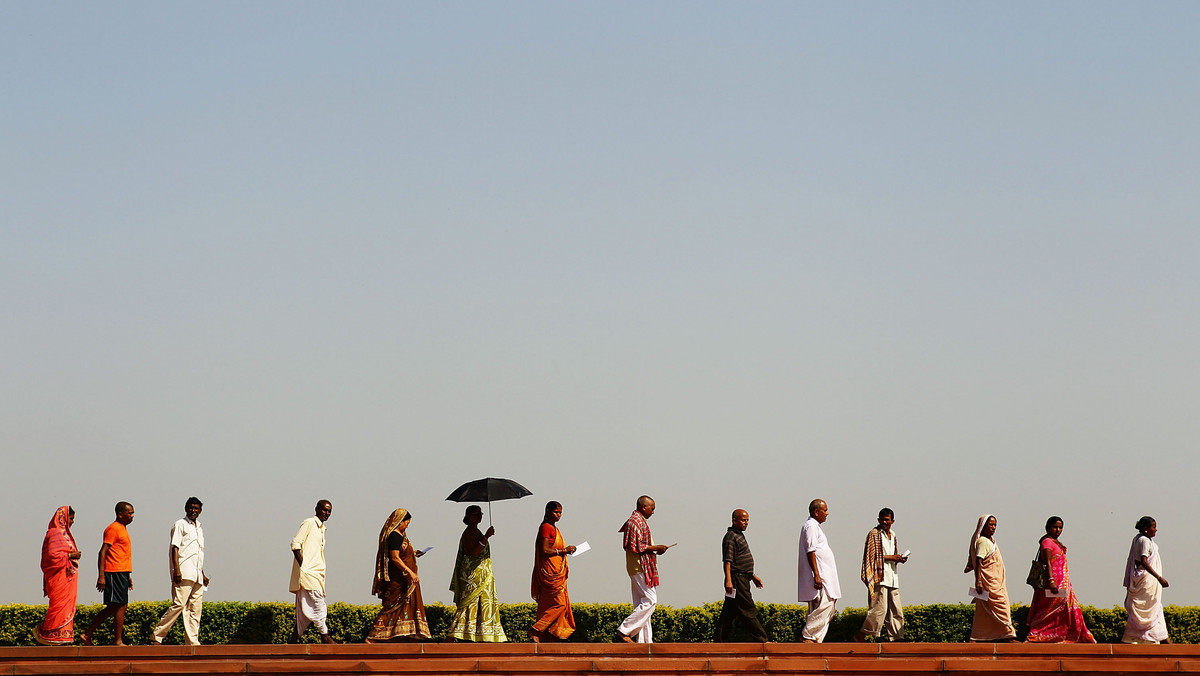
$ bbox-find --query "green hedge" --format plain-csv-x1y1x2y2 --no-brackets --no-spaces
1,601,1194,645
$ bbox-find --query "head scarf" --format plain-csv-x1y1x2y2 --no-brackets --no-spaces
40,506,78,595
964,514,995,573
372,508,410,596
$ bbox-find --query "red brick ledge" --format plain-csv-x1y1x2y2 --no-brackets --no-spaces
2,642,1198,676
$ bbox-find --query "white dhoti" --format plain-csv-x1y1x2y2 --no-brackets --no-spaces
802,588,838,642
617,574,657,643
1123,573,1168,643
152,580,205,645
295,588,329,636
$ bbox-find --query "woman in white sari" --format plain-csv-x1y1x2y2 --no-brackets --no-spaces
1122,516,1169,644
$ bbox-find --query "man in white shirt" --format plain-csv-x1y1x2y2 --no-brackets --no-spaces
855,507,908,642
152,497,209,645
797,498,840,643
290,500,336,644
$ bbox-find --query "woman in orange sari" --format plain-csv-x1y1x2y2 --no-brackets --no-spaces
365,509,430,642
1025,516,1095,643
529,501,576,642
37,506,81,645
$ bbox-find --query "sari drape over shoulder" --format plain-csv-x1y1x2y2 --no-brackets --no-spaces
366,509,430,642
37,506,78,646
447,532,507,642
1026,538,1095,643
1122,534,1168,643
531,522,575,640
966,515,1016,642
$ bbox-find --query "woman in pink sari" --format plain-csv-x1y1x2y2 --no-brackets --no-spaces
37,506,82,645
1025,516,1095,643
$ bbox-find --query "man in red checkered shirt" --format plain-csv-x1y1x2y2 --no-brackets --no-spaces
616,496,670,643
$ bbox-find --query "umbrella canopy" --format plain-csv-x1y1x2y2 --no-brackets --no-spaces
446,477,532,503
446,477,532,526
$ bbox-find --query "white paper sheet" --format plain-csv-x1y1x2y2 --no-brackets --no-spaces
902,550,911,558
419,546,433,555
968,588,990,601
1046,588,1068,598
569,541,590,557
725,589,736,599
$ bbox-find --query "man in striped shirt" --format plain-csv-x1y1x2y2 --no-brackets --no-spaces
714,509,770,642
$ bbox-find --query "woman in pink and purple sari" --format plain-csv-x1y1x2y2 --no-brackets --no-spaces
37,506,82,645
1025,516,1095,643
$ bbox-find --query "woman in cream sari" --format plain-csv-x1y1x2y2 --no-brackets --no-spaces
1122,516,1169,643
447,505,507,642
964,514,1016,642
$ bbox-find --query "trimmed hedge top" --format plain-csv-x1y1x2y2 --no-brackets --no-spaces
1,600,1191,646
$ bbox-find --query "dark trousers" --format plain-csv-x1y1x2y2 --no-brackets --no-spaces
713,572,770,642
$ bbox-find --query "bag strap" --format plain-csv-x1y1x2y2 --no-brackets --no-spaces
1034,537,1050,563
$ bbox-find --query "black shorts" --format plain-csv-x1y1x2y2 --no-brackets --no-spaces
104,571,130,605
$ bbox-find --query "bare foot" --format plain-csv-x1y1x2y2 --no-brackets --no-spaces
80,633,93,646
615,632,634,644
320,634,338,645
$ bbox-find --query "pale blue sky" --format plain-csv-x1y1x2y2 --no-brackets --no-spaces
3,3,1199,613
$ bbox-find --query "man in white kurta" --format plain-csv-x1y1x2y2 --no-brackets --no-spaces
797,499,840,643
152,497,209,645
290,500,335,644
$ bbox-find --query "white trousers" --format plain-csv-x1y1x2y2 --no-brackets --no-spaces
802,588,838,642
617,574,657,643
152,580,204,645
295,588,329,636
860,584,904,639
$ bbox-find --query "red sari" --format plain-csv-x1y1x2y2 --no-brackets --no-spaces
37,506,79,645
1026,538,1096,643
530,523,575,639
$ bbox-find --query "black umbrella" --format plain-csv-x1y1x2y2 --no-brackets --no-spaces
446,477,533,526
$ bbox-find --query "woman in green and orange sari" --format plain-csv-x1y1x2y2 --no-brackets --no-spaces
529,501,576,642
447,505,506,642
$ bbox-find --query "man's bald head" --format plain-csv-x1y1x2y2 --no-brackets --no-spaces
731,509,749,531
809,499,829,523
636,495,656,518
